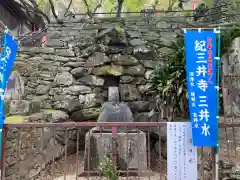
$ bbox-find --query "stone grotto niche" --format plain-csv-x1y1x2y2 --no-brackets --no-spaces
103,75,120,88
103,75,120,102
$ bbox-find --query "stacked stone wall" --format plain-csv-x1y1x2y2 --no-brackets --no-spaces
15,17,189,121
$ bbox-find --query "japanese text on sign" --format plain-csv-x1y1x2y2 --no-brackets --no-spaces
0,33,18,128
184,30,217,147
167,122,198,180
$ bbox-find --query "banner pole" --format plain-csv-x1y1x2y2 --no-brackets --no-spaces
0,27,7,164
215,26,221,180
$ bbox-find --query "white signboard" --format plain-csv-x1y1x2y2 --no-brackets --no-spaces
167,122,198,180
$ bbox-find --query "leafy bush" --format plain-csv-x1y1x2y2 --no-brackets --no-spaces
220,25,240,55
99,154,119,180
150,37,188,119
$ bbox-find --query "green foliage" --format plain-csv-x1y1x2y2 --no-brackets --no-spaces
201,0,213,8
5,116,26,124
57,0,193,17
84,0,182,17
150,26,240,118
36,0,50,14
183,11,193,17
99,154,119,180
220,26,240,55
150,0,179,11
5,103,9,116
231,0,240,11
150,37,188,117
87,0,117,16
123,0,145,13
102,0,117,17
98,65,123,76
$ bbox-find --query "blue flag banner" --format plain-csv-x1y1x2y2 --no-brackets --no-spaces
184,30,217,147
0,129,2,157
0,32,18,128
2,33,18,89
0,30,18,162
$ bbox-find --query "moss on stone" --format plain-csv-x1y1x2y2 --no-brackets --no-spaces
5,116,26,124
98,65,123,76
43,109,58,113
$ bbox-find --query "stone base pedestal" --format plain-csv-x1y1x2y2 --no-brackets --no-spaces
231,147,240,179
84,128,147,172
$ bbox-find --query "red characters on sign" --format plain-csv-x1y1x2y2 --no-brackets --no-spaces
207,37,213,84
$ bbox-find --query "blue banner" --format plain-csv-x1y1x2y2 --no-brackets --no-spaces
0,33,18,128
184,30,217,147
2,34,18,88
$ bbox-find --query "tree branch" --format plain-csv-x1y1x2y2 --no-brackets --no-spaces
64,0,73,17
168,0,177,11
48,0,62,23
28,0,38,7
116,0,124,17
83,0,93,18
22,0,50,23
93,0,103,13
19,0,31,16
152,0,160,11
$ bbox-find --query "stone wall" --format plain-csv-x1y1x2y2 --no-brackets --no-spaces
14,16,191,122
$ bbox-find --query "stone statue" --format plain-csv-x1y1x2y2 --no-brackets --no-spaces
84,85,147,173
98,102,134,123
97,86,134,131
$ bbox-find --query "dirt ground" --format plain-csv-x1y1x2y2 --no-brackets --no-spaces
7,116,239,179
40,151,167,180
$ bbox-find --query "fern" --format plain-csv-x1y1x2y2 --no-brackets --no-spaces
150,37,188,118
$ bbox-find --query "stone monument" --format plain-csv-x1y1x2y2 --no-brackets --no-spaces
5,71,24,103
83,81,147,174
231,147,240,179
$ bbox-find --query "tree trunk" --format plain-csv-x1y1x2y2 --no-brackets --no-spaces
116,0,124,17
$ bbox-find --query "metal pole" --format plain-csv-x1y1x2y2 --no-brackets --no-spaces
211,148,216,179
1,128,8,180
215,151,219,180
215,26,221,180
